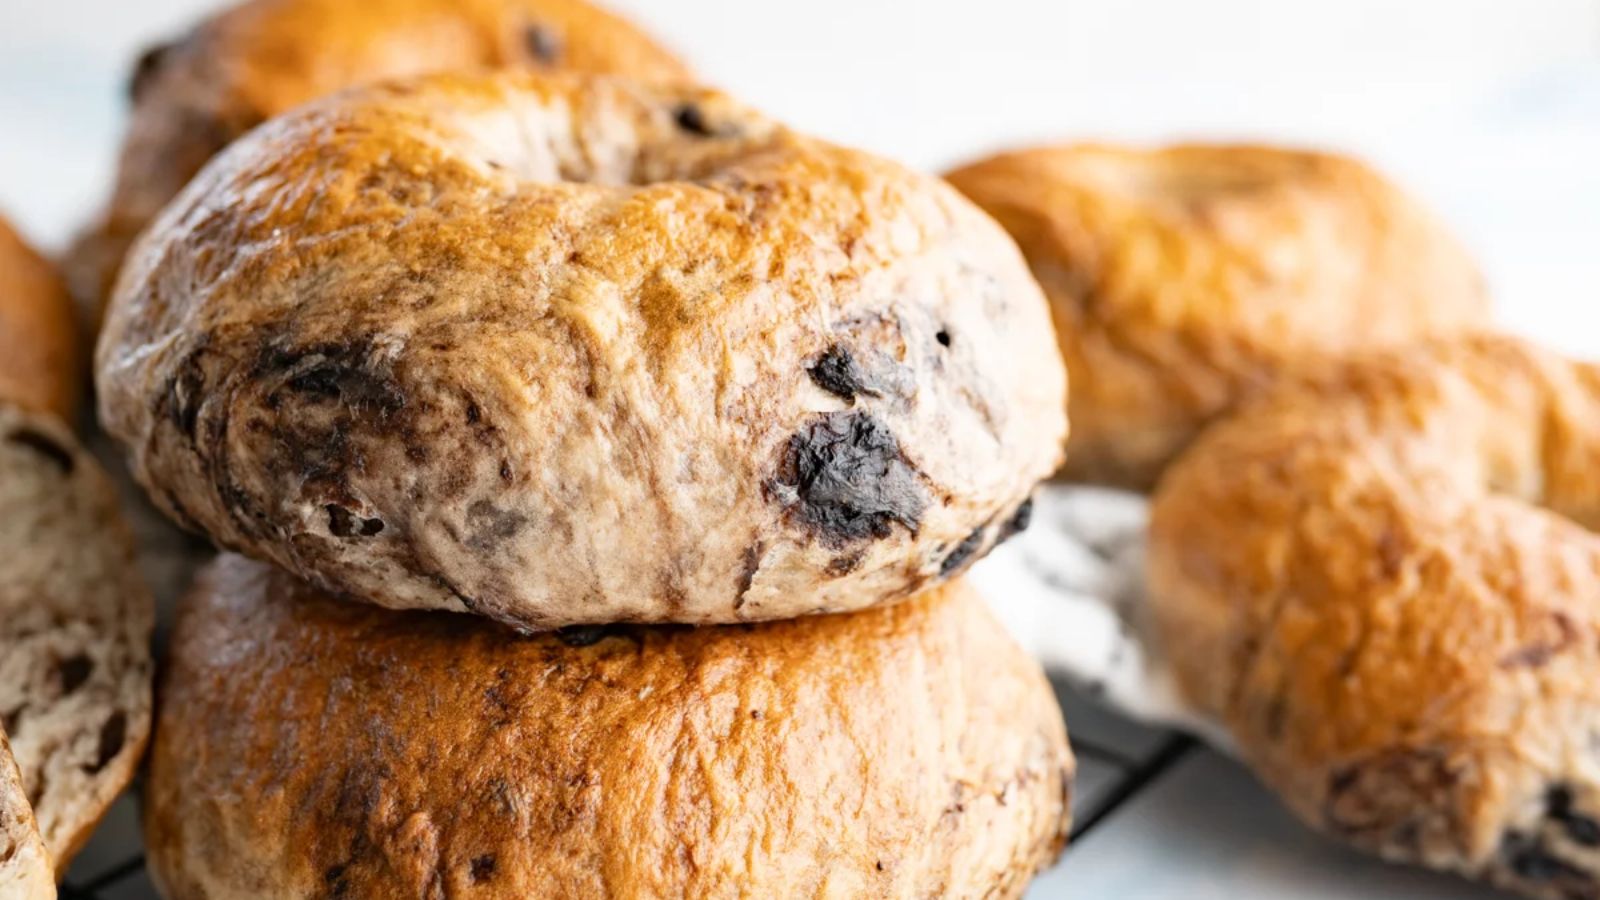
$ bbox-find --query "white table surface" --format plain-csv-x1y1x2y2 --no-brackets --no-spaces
3,2,1599,897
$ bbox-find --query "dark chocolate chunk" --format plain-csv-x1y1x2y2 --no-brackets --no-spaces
7,428,74,474
774,412,926,545
940,525,987,576
259,338,406,416
128,39,174,101
998,497,1034,543
673,103,717,137
522,24,562,63
806,344,911,403
56,654,93,694
735,542,763,607
1504,831,1589,883
1547,785,1600,847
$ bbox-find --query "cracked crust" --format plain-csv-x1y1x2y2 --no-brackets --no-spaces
145,556,1074,899
946,143,1489,489
0,729,53,900
0,217,79,422
0,405,154,878
64,0,688,328
96,72,1067,630
1147,335,1600,898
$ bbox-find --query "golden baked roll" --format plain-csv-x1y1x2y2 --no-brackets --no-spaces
145,556,1073,899
1148,335,1600,898
65,0,688,326
0,217,80,422
96,73,1067,630
946,143,1490,489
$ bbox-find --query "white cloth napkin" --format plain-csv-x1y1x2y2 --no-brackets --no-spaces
968,485,1233,749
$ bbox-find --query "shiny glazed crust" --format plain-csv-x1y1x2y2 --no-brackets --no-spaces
145,556,1074,899
64,0,688,325
97,73,1067,629
945,143,1489,489
0,218,80,422
1148,335,1600,898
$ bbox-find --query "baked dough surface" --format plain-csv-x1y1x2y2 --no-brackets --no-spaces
946,143,1489,488
1149,335,1600,898
146,557,1073,899
98,73,1066,629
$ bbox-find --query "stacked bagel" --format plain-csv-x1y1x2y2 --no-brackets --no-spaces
81,1,1076,897
951,142,1600,897
0,218,153,893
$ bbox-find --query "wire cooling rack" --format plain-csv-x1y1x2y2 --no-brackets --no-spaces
57,679,1193,899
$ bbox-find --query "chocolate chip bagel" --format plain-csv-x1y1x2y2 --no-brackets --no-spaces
65,0,688,326
145,556,1073,899
1148,335,1600,898
946,143,1489,489
97,72,1067,630
0,217,79,422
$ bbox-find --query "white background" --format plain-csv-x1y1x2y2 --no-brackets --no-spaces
3,2,1599,898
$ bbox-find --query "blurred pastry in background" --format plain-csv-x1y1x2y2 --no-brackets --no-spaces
1148,334,1600,899
946,143,1489,489
64,0,690,329
0,217,79,422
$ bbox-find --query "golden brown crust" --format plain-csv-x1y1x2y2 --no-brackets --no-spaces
1148,334,1600,898
65,0,688,326
96,72,1067,630
145,556,1072,899
945,143,1489,489
0,729,53,900
0,217,80,422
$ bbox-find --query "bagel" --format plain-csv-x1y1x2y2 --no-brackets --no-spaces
945,143,1489,489
145,555,1073,899
0,405,154,878
1147,335,1600,898
96,73,1066,630
64,0,688,326
0,217,79,422
0,729,52,900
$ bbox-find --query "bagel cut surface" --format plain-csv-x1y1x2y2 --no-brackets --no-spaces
145,556,1073,899
97,73,1067,629
945,143,1489,489
65,0,688,326
1148,335,1600,899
